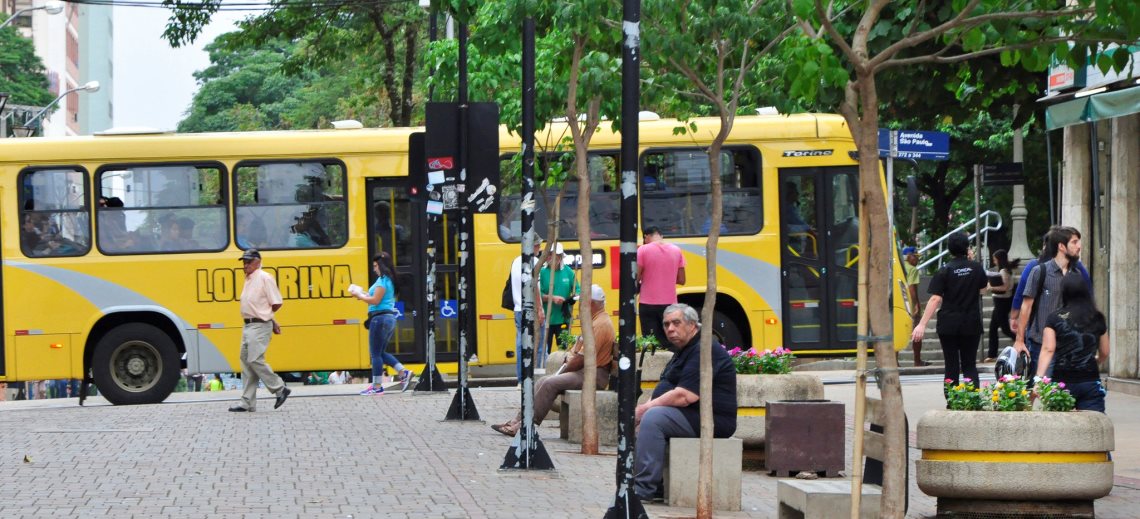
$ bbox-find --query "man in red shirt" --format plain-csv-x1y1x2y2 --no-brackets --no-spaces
636,227,685,349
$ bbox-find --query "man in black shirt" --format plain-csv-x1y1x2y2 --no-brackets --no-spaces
632,303,737,502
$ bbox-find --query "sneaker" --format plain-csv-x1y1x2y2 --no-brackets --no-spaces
400,369,415,392
359,385,384,396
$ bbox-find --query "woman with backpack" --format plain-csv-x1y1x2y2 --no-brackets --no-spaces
1036,271,1110,412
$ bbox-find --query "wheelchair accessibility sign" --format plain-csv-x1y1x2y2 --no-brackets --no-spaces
394,302,406,320
439,299,457,319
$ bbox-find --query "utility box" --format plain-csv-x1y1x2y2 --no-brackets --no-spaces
765,400,845,477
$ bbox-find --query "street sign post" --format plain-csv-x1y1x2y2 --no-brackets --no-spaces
877,129,950,161
980,162,1026,186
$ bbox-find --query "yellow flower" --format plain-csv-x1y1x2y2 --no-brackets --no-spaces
996,383,1004,389
1008,391,1016,398
992,390,999,396
1021,390,1028,396
955,384,965,391
992,395,1000,402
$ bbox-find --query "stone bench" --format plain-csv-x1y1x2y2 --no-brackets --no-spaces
776,396,892,519
559,390,619,446
664,437,742,511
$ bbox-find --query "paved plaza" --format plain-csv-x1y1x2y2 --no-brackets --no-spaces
3,374,1140,518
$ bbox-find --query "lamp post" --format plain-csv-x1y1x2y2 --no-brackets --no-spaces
15,80,99,137
1,1,64,30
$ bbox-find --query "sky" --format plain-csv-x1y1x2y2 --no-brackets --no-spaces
112,5,247,131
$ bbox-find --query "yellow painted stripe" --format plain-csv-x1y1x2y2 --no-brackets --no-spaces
922,450,1109,463
737,407,766,417
640,381,656,391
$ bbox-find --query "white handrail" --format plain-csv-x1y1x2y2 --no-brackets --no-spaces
916,210,1003,270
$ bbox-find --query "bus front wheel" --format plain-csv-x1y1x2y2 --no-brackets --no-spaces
92,323,180,405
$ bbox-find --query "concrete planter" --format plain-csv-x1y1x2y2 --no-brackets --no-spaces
917,410,1114,507
736,373,825,449
636,351,673,405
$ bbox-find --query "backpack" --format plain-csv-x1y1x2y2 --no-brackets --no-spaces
500,272,514,311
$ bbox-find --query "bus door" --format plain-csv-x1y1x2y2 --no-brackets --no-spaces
366,180,460,364
779,167,859,351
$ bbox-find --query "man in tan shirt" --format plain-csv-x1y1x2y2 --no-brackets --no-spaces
492,284,615,436
230,249,291,412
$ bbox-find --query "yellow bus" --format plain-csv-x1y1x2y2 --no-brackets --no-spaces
0,113,910,405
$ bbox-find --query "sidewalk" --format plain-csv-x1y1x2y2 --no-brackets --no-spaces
1,377,1138,518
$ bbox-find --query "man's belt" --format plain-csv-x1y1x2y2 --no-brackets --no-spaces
243,317,269,324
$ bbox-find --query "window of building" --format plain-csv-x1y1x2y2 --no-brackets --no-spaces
18,167,91,257
96,163,228,254
640,146,762,237
233,161,347,250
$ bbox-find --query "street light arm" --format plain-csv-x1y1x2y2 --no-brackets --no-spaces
1,1,64,30
22,81,99,136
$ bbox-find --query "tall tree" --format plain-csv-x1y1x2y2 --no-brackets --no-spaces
641,1,791,515
782,1,1140,515
0,27,55,113
163,0,428,127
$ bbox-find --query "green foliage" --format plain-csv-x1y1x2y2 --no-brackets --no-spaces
557,329,577,351
1037,378,1077,412
635,334,660,353
0,27,54,108
944,379,987,411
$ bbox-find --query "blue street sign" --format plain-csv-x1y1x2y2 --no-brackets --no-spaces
394,301,406,320
439,299,457,319
878,129,950,161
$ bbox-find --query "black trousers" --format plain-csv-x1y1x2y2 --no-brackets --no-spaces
638,303,670,350
940,333,981,389
987,297,1014,358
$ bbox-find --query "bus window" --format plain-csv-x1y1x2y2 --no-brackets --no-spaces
234,161,347,250
497,152,620,242
640,146,761,237
96,164,228,254
18,168,91,257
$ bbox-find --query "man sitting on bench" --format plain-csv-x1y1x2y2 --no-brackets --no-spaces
633,303,737,502
492,284,614,436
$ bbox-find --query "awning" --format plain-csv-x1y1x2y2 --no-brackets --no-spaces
1045,86,1140,130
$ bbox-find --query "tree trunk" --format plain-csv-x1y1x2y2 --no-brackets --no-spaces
846,72,907,519
696,117,730,519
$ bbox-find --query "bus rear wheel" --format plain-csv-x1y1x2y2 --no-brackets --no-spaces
92,323,180,405
710,310,744,349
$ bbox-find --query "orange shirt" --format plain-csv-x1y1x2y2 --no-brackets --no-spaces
240,268,283,321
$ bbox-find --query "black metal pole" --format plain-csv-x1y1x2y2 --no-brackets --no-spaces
501,17,553,469
445,22,480,421
605,0,647,516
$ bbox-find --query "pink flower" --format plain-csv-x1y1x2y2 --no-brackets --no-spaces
944,378,954,384
728,347,742,356
963,377,973,383
981,382,991,388
1042,376,1051,384
1058,382,1066,389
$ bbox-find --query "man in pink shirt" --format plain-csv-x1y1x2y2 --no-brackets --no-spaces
230,249,291,412
637,227,686,349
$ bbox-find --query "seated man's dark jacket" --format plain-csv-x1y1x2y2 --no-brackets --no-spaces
651,333,737,437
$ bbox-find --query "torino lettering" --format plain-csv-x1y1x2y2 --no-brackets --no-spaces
196,265,354,302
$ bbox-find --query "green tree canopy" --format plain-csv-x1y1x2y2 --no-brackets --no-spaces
0,27,54,108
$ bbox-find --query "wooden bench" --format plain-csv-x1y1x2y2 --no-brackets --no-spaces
664,437,743,511
777,396,903,518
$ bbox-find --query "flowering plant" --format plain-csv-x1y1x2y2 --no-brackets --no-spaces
944,378,986,411
990,375,1032,411
726,347,794,375
1036,377,1077,412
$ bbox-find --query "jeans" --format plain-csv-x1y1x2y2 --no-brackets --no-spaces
368,314,399,380
1065,379,1107,412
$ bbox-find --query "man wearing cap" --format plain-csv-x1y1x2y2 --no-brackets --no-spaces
492,284,614,437
902,246,929,366
229,249,291,412
537,243,579,369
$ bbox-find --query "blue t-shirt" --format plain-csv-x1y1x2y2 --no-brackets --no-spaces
367,276,396,313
